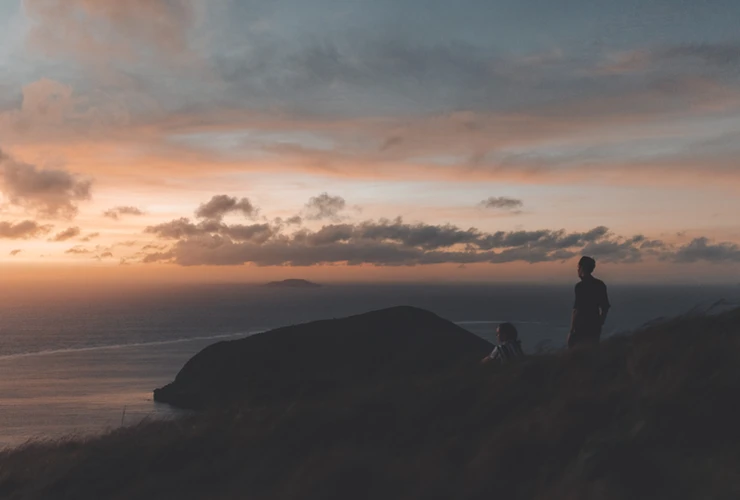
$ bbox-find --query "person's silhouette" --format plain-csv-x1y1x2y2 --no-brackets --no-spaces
481,323,524,364
568,256,610,348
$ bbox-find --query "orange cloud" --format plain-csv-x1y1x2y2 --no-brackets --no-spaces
103,206,146,220
0,149,93,218
3,68,740,190
24,0,195,61
0,220,52,239
50,226,81,242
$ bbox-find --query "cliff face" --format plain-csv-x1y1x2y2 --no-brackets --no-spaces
154,306,493,409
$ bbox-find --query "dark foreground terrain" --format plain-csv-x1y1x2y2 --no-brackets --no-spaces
2,306,740,500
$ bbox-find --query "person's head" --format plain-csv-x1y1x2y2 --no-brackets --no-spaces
578,256,596,279
496,322,518,343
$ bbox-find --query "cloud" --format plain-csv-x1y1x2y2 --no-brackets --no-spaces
145,218,213,239
660,43,740,67
145,218,275,243
223,224,275,243
65,246,91,255
5,17,740,198
639,239,665,250
143,200,644,266
140,228,618,267
3,78,75,128
666,237,740,263
304,193,347,221
580,238,644,264
285,216,303,226
50,226,81,242
595,43,740,77
103,206,146,220
141,243,168,251
0,150,92,218
24,0,196,61
0,78,133,144
98,251,114,259
141,250,176,264
476,226,611,251
195,195,258,221
138,196,740,268
0,220,53,239
353,219,487,250
10,249,22,256
211,38,598,119
5,41,740,192
208,36,740,126
479,197,524,212
80,232,100,242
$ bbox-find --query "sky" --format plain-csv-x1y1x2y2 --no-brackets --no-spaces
1,0,740,285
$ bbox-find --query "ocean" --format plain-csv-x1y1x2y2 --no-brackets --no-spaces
1,283,737,449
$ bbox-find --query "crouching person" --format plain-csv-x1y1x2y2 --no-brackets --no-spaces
481,322,524,364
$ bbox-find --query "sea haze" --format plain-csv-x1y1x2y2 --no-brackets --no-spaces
1,283,737,448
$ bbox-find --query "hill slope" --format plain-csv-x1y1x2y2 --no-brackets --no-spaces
1,307,740,499
154,306,493,409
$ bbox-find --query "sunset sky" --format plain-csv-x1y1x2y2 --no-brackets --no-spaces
1,0,739,284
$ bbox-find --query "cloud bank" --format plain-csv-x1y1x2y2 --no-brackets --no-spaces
480,197,524,212
24,0,196,61
0,220,53,239
304,193,348,221
195,195,258,221
50,226,81,242
103,206,146,220
0,150,92,218
135,195,740,268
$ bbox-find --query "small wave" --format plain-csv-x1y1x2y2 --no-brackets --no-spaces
0,330,265,361
455,320,549,326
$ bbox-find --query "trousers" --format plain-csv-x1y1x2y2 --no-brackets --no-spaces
568,325,601,349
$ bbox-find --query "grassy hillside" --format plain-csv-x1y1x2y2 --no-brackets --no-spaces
2,308,740,500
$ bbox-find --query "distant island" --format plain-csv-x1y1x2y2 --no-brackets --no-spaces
262,279,323,288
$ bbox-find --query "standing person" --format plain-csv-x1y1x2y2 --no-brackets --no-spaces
568,256,610,348
481,323,524,364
